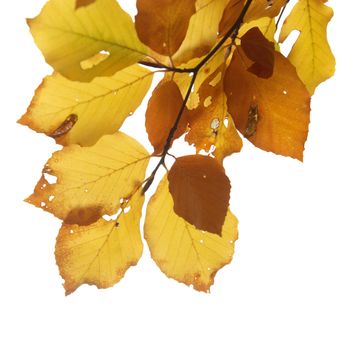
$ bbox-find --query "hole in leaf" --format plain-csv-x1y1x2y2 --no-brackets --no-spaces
43,173,57,184
211,118,220,130
80,50,110,70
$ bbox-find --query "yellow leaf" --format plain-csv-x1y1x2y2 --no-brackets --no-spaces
56,190,144,294
26,132,150,224
185,65,243,161
172,0,230,65
144,177,238,292
224,48,310,161
19,65,153,146
239,17,276,44
135,0,196,57
27,0,148,82
279,0,335,94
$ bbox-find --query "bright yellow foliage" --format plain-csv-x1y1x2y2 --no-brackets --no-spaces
28,0,148,82
144,177,238,292
19,65,153,146
279,0,336,93
27,132,149,224
56,190,144,294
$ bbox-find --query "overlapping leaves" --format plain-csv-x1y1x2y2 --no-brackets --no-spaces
21,0,335,294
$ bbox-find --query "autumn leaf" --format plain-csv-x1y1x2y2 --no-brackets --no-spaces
172,0,230,64
145,177,238,292
240,27,275,78
168,155,231,235
145,80,188,154
28,0,148,82
135,0,196,57
19,64,153,146
245,0,286,22
21,0,335,294
279,0,336,93
224,48,310,160
26,132,149,224
56,189,144,294
185,65,243,161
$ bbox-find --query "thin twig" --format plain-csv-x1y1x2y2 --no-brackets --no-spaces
141,0,254,194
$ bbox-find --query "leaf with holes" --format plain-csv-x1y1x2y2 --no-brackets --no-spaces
28,0,148,81
279,0,335,93
26,132,149,224
21,0,335,294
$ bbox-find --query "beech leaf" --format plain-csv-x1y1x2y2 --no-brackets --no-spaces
27,0,148,82
135,0,196,57
56,190,144,294
19,65,153,146
224,48,310,161
167,155,231,235
279,0,336,93
26,132,150,224
145,177,238,292
145,80,188,154
240,27,275,78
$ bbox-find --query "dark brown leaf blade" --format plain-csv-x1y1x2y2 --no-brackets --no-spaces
168,155,231,235
240,27,275,78
75,0,96,9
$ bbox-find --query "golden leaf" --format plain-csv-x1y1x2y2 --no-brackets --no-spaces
279,0,335,93
135,0,196,57
19,65,153,146
27,0,148,82
144,177,238,292
172,0,230,64
26,132,150,224
224,48,310,160
185,65,243,161
56,190,144,294
168,155,231,235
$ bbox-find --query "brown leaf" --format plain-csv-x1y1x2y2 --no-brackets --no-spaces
246,0,286,22
240,27,275,78
185,65,242,161
135,0,196,56
145,80,188,154
75,0,95,9
224,48,310,160
168,155,231,235
219,0,244,36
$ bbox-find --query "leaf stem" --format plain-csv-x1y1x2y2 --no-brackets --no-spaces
141,0,253,194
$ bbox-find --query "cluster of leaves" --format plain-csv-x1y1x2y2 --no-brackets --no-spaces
20,0,335,294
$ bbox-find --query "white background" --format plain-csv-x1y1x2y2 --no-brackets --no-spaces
1,1,349,349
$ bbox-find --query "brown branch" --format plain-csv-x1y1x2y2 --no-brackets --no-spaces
142,0,254,194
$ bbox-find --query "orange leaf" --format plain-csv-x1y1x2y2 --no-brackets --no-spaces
224,48,310,160
168,155,231,235
246,0,286,22
240,27,275,78
135,0,196,56
145,80,188,154
219,0,244,36
185,65,242,161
